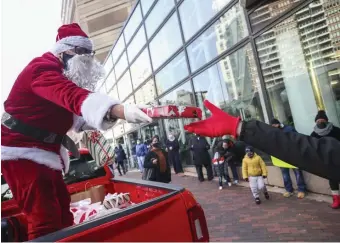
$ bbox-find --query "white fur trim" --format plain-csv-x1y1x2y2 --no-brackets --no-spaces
1,146,63,171
60,145,70,173
51,36,93,55
81,92,120,131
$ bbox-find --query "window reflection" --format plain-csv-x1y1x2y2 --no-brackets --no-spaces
130,48,152,89
112,35,125,63
124,95,135,105
179,0,232,41
187,4,248,72
104,53,113,77
135,79,156,104
108,85,119,100
155,51,189,95
114,51,128,80
145,0,175,38
140,0,156,15
193,44,264,122
105,70,116,91
127,26,146,62
159,81,197,166
124,4,143,43
117,70,133,101
149,13,182,70
255,0,340,135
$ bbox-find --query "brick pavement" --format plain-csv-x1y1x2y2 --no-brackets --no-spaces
124,171,340,242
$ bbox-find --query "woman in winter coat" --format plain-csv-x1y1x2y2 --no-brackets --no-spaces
143,141,171,183
166,134,184,174
114,144,127,176
310,110,340,209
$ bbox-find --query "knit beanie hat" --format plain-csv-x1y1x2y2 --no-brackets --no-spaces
270,118,281,125
315,110,328,122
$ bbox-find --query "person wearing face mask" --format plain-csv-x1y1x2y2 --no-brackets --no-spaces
311,110,340,209
143,140,171,183
190,134,213,182
242,146,270,204
270,119,307,199
166,134,184,175
1,23,152,240
136,139,148,173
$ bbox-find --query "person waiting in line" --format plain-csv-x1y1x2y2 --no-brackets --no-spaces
242,146,270,204
131,140,138,169
166,134,184,175
184,100,340,182
217,139,240,185
213,140,234,189
310,110,340,209
114,144,127,176
270,118,307,199
143,139,171,183
190,134,213,182
136,139,148,173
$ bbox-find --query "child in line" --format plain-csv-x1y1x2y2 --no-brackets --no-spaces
212,151,231,190
242,146,270,204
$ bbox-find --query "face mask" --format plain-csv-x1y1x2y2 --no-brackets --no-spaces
317,122,327,129
137,141,141,144
62,53,74,70
247,152,254,158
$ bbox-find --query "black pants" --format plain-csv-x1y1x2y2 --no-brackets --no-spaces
169,152,183,173
330,180,339,191
117,161,126,175
213,163,231,186
195,164,213,182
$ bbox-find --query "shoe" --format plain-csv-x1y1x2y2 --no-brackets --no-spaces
228,182,232,187
297,192,305,199
264,192,270,200
255,197,261,204
331,195,340,209
219,186,223,190
233,180,239,185
283,191,294,198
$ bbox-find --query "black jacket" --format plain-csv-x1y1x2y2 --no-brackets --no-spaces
144,149,171,183
190,137,211,166
310,125,340,141
240,120,340,181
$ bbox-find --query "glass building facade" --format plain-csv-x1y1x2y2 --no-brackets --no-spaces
98,0,340,166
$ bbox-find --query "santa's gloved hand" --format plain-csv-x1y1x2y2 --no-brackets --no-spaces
111,104,152,123
184,100,240,138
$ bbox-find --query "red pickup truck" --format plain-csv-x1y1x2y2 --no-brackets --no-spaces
1,149,209,242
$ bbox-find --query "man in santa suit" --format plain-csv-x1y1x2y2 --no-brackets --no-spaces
1,23,152,240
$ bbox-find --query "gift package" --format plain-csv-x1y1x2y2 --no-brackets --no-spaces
142,105,202,119
70,192,134,224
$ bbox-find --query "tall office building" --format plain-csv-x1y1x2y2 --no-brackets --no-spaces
61,0,136,62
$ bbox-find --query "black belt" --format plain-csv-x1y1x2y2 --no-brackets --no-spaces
1,112,80,158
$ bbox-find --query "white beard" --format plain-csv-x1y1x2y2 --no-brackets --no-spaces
63,54,105,91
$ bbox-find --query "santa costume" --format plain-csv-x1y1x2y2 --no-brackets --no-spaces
1,23,150,240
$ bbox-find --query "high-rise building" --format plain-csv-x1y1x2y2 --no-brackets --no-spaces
61,0,136,62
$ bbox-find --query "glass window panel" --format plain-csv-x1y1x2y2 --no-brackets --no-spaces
145,0,175,38
179,0,232,41
98,82,107,94
108,85,119,100
127,26,146,63
159,81,197,166
125,95,135,105
114,51,128,80
250,0,303,33
105,70,116,91
155,51,189,95
117,70,133,101
104,53,113,77
141,0,156,16
130,48,152,89
149,13,182,70
187,4,248,72
255,2,340,135
135,79,156,104
124,4,143,43
112,35,125,63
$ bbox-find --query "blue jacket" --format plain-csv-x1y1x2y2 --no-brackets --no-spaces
282,125,296,133
136,143,148,157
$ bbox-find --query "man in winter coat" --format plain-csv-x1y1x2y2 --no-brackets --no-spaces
136,139,148,173
190,134,213,182
1,23,152,240
115,144,127,176
184,100,340,182
310,110,340,209
271,119,307,199
165,134,184,174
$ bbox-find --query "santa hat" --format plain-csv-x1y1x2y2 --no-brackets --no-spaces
51,23,93,55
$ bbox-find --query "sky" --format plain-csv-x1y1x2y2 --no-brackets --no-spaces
1,0,62,112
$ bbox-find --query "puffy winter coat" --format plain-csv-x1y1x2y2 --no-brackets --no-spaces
242,153,267,179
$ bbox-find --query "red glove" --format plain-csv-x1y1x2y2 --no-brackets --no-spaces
184,100,241,138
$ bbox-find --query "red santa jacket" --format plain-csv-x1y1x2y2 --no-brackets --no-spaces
1,52,119,172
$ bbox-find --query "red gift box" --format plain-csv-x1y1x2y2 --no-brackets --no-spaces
142,105,202,119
